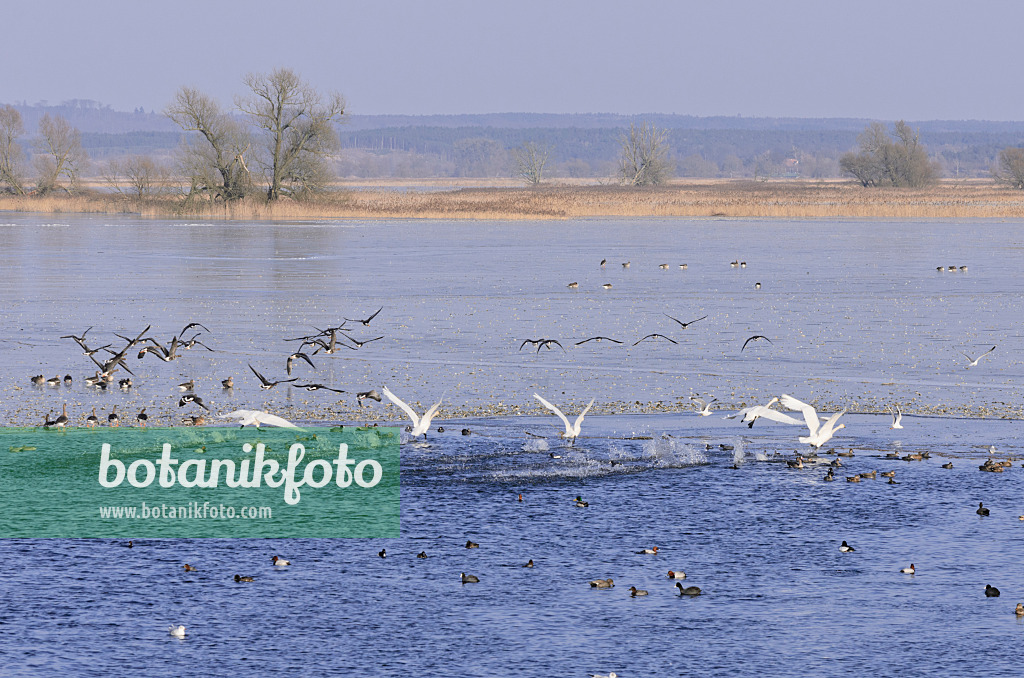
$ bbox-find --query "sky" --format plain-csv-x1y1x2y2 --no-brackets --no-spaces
3,0,1023,121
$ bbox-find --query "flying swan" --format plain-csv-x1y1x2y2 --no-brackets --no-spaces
534,393,595,444
382,387,443,439
779,394,846,448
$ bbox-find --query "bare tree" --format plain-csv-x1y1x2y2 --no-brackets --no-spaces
236,68,345,201
166,87,253,202
103,155,172,199
0,105,26,194
619,122,672,186
513,142,549,185
993,147,1024,189
840,120,939,187
34,113,88,194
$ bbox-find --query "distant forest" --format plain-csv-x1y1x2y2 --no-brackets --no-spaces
7,100,1024,181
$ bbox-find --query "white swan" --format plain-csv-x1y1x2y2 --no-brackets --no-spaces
219,410,298,428
168,625,186,639
534,393,594,444
779,394,846,448
890,405,903,429
382,387,443,439
725,397,805,428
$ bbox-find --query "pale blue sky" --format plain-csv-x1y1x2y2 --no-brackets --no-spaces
3,0,1022,120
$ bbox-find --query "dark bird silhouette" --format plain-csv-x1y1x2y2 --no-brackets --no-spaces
633,333,677,346
286,352,316,375
294,383,346,393
346,306,383,327
180,334,213,351
357,389,382,406
180,322,211,336
178,394,210,411
664,314,707,329
575,336,623,345
341,333,384,348
520,338,565,353
249,364,298,390
741,335,773,351
59,326,93,350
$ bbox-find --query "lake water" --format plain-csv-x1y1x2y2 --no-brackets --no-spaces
1,214,1023,676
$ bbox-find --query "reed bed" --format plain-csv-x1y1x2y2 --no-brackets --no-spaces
4,180,1024,220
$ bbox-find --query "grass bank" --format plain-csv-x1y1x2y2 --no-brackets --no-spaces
4,179,1024,220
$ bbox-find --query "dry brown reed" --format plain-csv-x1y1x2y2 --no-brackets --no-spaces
5,179,1024,220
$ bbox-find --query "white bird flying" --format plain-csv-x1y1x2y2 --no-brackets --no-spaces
724,397,805,428
691,396,716,416
890,405,903,429
533,393,595,444
382,387,443,439
960,345,996,367
779,394,846,448
219,410,299,428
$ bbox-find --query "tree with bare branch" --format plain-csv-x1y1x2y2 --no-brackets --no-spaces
236,68,345,201
993,147,1024,189
840,120,939,187
0,105,26,195
34,113,88,194
103,155,172,199
166,87,253,202
619,122,672,186
513,142,549,185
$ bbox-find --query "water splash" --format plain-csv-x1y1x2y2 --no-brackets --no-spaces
522,438,550,453
641,435,708,466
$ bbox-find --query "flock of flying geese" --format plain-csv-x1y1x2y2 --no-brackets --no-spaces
32,310,390,429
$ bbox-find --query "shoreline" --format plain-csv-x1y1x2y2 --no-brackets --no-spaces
4,178,1024,220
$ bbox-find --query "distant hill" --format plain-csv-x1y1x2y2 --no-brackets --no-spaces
5,100,1024,179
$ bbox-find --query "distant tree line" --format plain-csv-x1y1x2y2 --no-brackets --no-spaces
8,96,1024,194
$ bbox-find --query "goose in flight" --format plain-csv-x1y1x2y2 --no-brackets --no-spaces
520,338,565,353
959,345,995,367
575,336,623,345
346,306,383,327
382,387,443,439
533,393,595,445
294,383,346,393
741,335,773,351
286,352,316,375
664,314,707,329
178,394,211,411
60,326,93,350
633,333,677,346
890,405,903,429
779,394,846,448
341,333,384,348
219,410,298,428
180,322,210,336
249,364,298,389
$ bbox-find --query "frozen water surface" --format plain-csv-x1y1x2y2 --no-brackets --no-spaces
1,214,1023,676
